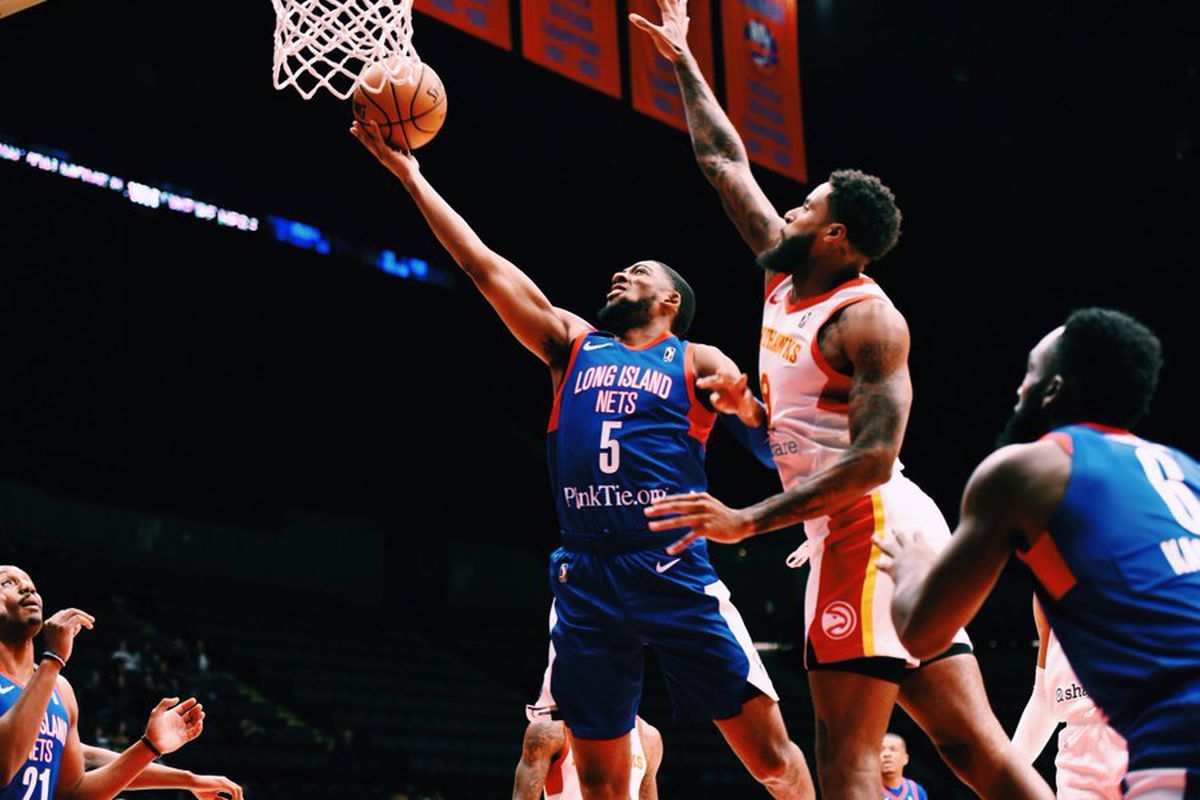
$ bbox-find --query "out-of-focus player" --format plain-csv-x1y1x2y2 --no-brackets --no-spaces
513,717,662,800
351,121,813,800
880,308,1200,800
1011,597,1127,799
880,733,927,800
0,565,205,800
82,743,243,799
631,2,1052,798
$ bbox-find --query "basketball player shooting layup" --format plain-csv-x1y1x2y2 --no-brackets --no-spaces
351,121,814,800
631,2,1051,798
880,309,1200,800
513,717,662,800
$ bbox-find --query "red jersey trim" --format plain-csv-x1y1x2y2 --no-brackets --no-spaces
784,274,874,315
622,330,673,351
810,295,882,411
544,741,568,796
547,334,591,433
764,272,789,300
1041,431,1075,455
1016,531,1078,601
684,343,718,444
1081,422,1133,436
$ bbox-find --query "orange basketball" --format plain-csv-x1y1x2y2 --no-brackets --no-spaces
351,61,447,150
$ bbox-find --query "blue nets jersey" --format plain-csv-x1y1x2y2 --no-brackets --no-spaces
1017,424,1200,771
0,672,70,800
883,778,928,800
547,331,716,538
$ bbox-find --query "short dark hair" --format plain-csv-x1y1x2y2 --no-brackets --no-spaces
883,732,908,751
827,169,902,261
1053,308,1163,429
655,261,696,336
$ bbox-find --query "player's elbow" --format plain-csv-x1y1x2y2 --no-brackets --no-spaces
895,618,950,662
854,447,897,489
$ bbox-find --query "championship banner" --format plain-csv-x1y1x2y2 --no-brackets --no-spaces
414,0,513,50
521,0,621,98
628,0,715,131
720,0,807,182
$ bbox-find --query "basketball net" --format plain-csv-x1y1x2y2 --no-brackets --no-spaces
272,0,419,100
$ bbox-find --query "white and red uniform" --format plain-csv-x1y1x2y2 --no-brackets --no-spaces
544,727,648,800
1044,629,1129,799
761,273,970,665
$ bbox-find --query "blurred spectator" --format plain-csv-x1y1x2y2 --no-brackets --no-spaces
196,639,211,673
881,732,929,800
111,639,140,672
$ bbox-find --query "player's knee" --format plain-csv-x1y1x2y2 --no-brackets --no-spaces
576,766,629,799
748,741,802,785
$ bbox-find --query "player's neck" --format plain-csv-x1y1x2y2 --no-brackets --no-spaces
882,771,903,788
788,264,862,303
617,322,672,349
0,638,36,683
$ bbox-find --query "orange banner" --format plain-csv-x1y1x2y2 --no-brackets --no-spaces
628,0,715,130
720,0,807,182
414,0,513,50
521,0,621,98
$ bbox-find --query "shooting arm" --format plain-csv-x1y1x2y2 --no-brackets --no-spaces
512,721,565,800
81,745,197,790
743,301,910,534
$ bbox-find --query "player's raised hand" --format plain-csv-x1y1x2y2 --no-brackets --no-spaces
350,120,420,183
873,528,935,581
40,608,96,664
629,0,691,64
189,774,243,800
646,491,754,554
144,697,206,756
696,373,761,426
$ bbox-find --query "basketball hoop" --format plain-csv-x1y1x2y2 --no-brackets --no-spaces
272,0,419,101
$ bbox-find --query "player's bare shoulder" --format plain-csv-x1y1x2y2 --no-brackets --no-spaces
965,440,1073,546
820,296,909,376
54,673,79,721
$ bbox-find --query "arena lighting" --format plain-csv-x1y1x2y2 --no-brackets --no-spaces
0,137,453,288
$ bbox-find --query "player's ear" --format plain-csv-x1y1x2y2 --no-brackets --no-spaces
660,290,681,313
1042,374,1065,408
824,222,847,242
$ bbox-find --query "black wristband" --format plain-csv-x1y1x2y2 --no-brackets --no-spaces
40,650,67,669
139,735,163,758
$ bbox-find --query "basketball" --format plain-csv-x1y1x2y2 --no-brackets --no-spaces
351,60,447,150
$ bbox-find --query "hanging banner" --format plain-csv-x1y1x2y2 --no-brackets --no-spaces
720,0,807,182
628,0,715,131
414,0,513,50
521,0,621,98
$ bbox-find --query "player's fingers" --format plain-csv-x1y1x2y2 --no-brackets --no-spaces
628,13,662,35
647,513,705,532
872,532,896,555
875,552,894,574
174,697,199,714
153,697,181,714
644,499,706,517
667,531,701,556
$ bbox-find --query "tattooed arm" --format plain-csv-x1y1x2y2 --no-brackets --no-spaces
648,299,911,550
630,0,785,260
511,720,566,800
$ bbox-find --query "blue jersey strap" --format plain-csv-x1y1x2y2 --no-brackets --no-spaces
719,413,774,469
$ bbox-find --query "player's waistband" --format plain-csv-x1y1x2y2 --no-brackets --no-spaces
559,530,685,555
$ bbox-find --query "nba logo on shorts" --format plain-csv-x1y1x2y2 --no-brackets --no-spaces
558,562,570,584
821,601,858,640
663,346,676,363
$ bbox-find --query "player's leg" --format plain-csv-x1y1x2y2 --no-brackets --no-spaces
548,548,644,800
898,652,1054,799
712,692,815,800
808,666,901,800
567,729,635,800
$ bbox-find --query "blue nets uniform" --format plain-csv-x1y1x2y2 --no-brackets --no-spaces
883,778,928,800
539,330,777,739
0,673,70,800
1017,424,1200,779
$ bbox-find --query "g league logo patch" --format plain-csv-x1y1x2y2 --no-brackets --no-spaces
820,601,858,640
558,562,570,584
663,346,676,363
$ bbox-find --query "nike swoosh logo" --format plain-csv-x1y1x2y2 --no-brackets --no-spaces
0,686,14,694
583,341,614,351
655,558,681,573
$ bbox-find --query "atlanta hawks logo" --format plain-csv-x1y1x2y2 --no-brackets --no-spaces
821,601,858,640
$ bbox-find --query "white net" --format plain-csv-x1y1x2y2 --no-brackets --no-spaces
272,0,419,101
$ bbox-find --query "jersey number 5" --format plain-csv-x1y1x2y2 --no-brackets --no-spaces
599,421,622,474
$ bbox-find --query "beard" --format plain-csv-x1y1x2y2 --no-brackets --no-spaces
996,379,1055,448
757,231,817,275
595,296,654,335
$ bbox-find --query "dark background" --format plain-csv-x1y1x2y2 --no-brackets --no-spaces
1,0,1196,797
